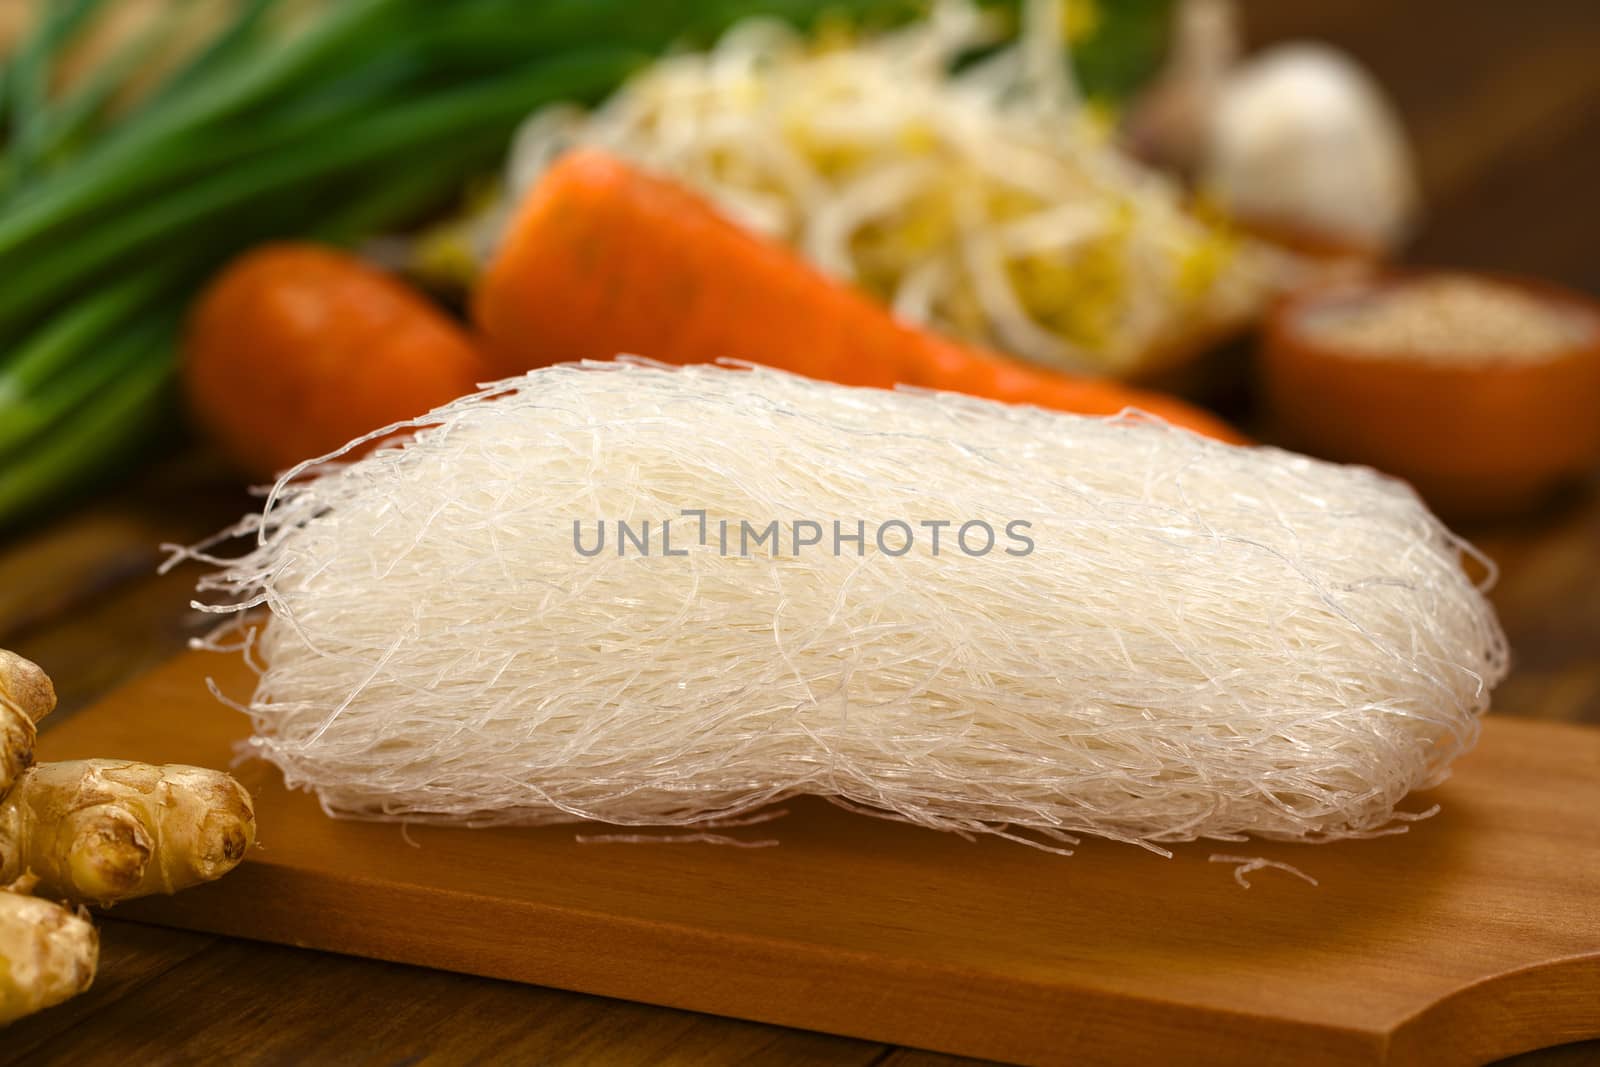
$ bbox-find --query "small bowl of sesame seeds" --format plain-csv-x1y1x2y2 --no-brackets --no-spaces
1261,272,1600,520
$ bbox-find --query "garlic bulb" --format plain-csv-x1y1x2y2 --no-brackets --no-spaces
1202,44,1417,253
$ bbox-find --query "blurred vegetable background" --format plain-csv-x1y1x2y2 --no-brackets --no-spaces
425,0,1297,380
3,0,1598,529
468,148,1245,443
5,0,1089,528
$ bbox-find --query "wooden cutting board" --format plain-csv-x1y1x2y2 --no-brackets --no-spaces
35,648,1600,1067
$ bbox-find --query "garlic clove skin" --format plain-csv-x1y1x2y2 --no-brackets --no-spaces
1123,0,1241,176
1201,44,1418,254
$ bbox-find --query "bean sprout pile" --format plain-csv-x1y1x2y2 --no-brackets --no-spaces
478,1,1302,376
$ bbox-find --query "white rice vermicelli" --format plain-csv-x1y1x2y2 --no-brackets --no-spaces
184,362,1507,853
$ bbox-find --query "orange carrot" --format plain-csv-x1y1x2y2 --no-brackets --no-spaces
474,149,1245,443
183,243,492,479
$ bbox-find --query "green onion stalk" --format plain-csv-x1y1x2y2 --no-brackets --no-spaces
0,0,933,529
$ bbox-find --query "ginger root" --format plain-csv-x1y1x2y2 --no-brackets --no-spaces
0,651,55,725
0,649,256,1028
0,760,255,907
0,650,54,800
0,883,97,1027
0,704,34,805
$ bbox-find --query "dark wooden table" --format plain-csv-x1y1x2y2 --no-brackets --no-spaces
2,1,1598,1063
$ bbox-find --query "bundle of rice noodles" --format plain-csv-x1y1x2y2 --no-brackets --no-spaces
186,362,1506,854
